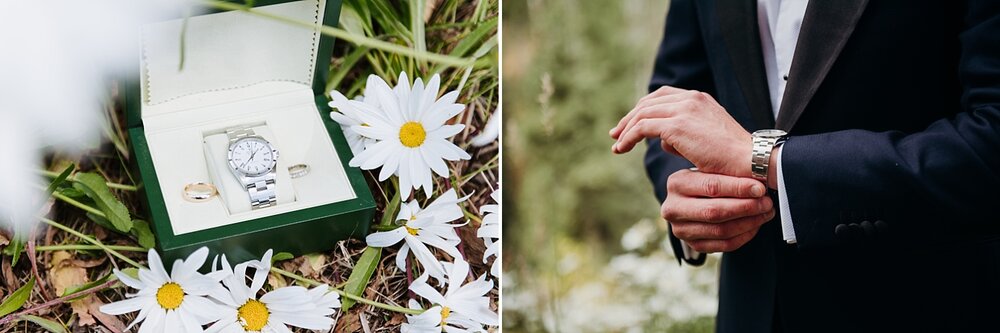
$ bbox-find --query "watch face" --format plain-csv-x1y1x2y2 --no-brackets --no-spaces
228,137,277,177
754,129,788,138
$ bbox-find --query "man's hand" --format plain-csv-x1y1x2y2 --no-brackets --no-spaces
610,86,752,178
663,169,775,253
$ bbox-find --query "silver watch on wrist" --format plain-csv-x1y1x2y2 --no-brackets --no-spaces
750,129,788,183
226,126,279,210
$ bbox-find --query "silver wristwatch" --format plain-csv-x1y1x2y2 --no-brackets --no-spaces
750,129,788,183
226,126,279,210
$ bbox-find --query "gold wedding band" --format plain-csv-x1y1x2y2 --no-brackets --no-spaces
288,164,310,179
183,182,218,203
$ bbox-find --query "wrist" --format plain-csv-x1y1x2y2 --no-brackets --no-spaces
749,129,787,185
767,145,780,189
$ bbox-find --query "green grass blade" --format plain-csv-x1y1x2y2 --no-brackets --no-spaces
201,0,472,67
0,277,35,317
326,46,371,95
19,315,67,333
44,164,74,197
410,0,426,53
340,246,382,310
3,235,25,266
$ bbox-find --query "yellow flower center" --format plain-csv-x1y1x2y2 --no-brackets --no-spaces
398,122,427,148
238,300,270,332
155,283,184,310
440,306,451,326
405,226,420,236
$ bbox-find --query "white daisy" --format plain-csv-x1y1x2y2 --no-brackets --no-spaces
408,257,498,332
206,250,341,333
477,189,500,277
99,247,228,333
366,188,469,285
345,72,471,199
328,76,386,156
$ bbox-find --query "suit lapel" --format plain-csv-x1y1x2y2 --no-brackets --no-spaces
775,0,869,130
716,0,775,130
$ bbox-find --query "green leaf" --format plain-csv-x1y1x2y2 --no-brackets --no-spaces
340,246,381,310
85,212,114,231
55,186,86,199
19,315,68,333
73,172,132,233
3,236,25,266
0,277,35,317
271,252,294,263
380,184,402,227
130,219,156,250
45,164,75,197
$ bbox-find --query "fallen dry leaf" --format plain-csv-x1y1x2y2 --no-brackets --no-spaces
2,257,17,290
49,251,97,326
298,253,327,278
334,307,364,333
386,312,406,326
89,297,126,333
267,272,287,289
71,296,97,326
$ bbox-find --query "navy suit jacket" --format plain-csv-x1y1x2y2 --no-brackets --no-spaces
645,0,1000,331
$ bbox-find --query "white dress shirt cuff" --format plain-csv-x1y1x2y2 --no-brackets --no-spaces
775,145,797,244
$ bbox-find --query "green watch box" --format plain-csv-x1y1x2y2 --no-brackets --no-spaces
124,0,375,264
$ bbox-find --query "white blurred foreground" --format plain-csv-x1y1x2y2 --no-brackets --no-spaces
0,1,189,235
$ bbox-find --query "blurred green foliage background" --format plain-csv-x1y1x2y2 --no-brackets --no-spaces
502,0,719,332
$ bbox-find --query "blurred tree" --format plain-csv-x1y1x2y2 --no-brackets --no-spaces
504,0,719,331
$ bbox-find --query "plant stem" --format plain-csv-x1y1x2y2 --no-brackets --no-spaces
268,266,423,315
463,207,483,224
0,278,119,326
50,191,106,218
38,170,138,191
200,0,474,67
40,218,144,269
35,244,147,252
460,154,499,182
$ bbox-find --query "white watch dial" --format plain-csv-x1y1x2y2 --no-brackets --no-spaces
229,137,277,177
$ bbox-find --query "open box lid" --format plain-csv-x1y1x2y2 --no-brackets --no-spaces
124,0,342,128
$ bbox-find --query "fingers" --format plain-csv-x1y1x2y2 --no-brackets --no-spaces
610,89,695,139
659,138,679,156
612,118,673,154
609,86,690,139
686,226,761,253
670,210,775,241
619,91,701,139
661,195,773,223
667,170,766,198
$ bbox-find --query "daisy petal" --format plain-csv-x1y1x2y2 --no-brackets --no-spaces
396,243,411,272
366,228,408,247
99,296,147,315
419,147,450,178
136,308,165,333
409,274,447,305
422,74,441,112
147,249,169,283
113,268,145,289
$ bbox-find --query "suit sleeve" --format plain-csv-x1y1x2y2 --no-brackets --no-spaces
644,0,717,265
782,1,1000,249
